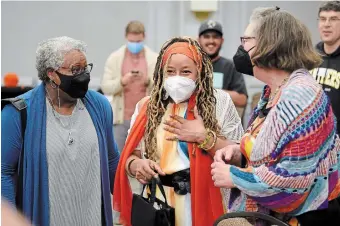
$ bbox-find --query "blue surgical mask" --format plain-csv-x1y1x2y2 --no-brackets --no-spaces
127,41,144,54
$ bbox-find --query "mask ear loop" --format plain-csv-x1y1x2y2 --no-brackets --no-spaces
162,90,169,100
162,57,171,101
247,45,256,53
50,79,57,89
246,46,256,68
48,70,58,88
48,72,61,110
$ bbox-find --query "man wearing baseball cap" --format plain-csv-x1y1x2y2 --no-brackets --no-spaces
198,20,247,108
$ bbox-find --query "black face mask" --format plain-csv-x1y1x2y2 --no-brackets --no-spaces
55,71,90,98
233,45,255,76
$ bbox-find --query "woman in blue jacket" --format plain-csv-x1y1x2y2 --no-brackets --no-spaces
1,36,120,226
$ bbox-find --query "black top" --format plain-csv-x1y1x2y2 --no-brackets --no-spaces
312,42,340,134
1,86,33,101
212,57,248,96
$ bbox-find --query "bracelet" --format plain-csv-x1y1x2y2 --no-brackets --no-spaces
203,130,217,151
198,129,212,149
127,159,136,178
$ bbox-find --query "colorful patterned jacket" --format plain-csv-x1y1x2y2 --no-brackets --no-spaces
229,69,340,218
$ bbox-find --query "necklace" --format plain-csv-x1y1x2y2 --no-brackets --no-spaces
268,77,289,106
45,88,78,146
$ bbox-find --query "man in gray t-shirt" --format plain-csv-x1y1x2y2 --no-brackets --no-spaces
198,20,248,108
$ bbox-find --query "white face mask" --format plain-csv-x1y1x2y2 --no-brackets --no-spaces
164,75,196,104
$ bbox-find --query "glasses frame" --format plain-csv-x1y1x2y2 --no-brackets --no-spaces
240,36,256,45
57,63,93,76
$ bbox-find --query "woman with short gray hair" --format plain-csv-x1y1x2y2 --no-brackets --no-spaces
1,36,120,226
211,7,340,225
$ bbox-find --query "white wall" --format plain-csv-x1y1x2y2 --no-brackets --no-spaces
1,1,323,122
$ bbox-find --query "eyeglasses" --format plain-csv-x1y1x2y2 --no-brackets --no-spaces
71,63,93,75
240,36,255,45
58,63,93,75
318,17,340,25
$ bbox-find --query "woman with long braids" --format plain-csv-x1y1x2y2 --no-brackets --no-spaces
113,37,244,226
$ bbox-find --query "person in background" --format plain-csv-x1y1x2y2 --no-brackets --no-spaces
310,1,340,135
198,20,248,108
101,20,158,152
1,36,120,226
3,72,19,87
211,7,340,226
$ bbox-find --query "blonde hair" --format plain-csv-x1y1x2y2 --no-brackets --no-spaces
125,21,145,35
250,8,322,71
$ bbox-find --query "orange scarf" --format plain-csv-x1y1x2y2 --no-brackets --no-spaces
113,100,148,226
113,95,224,225
162,42,202,70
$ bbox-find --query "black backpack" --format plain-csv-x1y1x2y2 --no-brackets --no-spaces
1,97,27,211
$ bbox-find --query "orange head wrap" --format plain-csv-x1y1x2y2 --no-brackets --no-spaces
161,42,202,71
4,73,19,87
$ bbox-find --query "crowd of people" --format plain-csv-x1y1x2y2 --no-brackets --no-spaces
1,2,340,226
